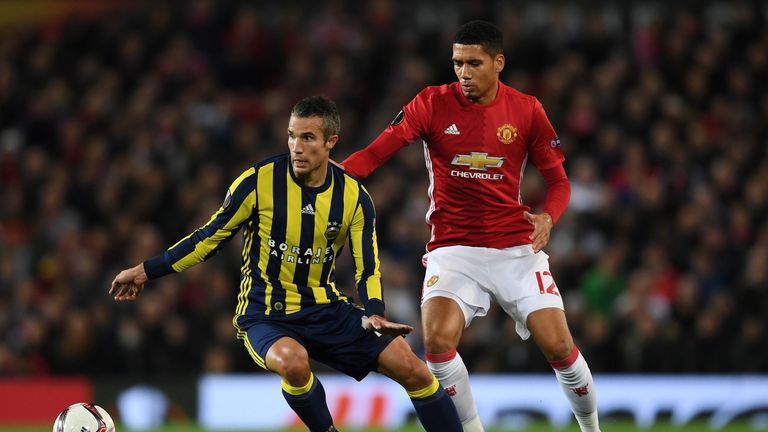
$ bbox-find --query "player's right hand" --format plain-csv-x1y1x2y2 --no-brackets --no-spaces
524,211,553,253
110,264,148,301
363,315,414,337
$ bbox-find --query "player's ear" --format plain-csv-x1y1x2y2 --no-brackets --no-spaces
495,54,505,73
325,134,339,150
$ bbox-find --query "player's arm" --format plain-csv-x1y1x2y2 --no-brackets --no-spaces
524,164,569,253
348,185,384,315
110,168,257,301
525,99,571,252
348,185,412,336
341,91,432,179
340,129,410,179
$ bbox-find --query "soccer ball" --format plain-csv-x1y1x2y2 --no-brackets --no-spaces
53,403,115,432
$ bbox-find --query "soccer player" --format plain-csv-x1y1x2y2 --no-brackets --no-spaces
110,96,462,432
341,21,601,432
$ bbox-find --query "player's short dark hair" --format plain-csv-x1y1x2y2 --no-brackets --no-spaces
291,96,341,139
454,20,504,57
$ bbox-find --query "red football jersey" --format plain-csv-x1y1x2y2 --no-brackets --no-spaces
343,82,565,251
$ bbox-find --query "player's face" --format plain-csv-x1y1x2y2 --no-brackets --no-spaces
452,43,504,105
287,115,337,185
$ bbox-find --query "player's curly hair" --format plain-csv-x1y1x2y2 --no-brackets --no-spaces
291,95,341,139
454,20,504,57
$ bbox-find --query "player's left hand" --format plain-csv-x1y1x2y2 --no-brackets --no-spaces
363,315,414,337
523,211,553,253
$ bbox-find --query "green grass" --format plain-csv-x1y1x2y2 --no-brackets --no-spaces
4,420,767,431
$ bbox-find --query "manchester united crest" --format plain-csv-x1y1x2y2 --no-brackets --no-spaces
496,124,519,144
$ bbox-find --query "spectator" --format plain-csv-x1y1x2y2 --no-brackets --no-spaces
0,0,766,376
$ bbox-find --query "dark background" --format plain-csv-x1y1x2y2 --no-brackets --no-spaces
0,0,766,379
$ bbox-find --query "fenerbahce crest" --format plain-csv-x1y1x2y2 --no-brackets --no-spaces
496,123,519,144
325,221,341,240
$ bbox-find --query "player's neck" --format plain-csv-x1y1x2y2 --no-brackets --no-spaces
476,81,500,105
298,163,328,187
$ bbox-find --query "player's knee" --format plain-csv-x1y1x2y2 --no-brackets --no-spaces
276,349,311,385
423,331,457,354
282,362,311,387
400,358,434,391
545,339,574,363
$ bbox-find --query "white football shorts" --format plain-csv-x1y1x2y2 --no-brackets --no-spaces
421,244,564,340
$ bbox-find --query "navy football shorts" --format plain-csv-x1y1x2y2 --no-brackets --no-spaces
240,302,395,381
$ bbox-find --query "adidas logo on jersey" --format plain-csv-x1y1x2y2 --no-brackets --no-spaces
444,124,460,135
301,203,315,215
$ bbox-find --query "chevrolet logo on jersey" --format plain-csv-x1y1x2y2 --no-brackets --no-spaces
451,152,505,170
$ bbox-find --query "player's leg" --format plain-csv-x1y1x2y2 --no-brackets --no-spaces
262,335,337,432
377,336,462,432
494,247,599,432
422,296,484,432
528,308,600,432
421,247,490,432
265,337,336,432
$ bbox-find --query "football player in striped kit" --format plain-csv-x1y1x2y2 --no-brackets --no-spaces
111,96,462,432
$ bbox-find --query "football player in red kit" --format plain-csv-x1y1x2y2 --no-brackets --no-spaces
342,21,601,432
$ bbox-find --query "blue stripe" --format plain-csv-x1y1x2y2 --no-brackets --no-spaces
243,214,265,319
294,191,317,309
266,158,288,316
320,168,346,301
357,186,377,305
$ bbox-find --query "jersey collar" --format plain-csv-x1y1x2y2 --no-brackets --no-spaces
454,81,507,109
287,159,333,193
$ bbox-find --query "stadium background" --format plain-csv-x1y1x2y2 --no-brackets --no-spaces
0,0,766,430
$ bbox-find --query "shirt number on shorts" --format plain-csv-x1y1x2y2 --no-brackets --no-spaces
535,271,560,296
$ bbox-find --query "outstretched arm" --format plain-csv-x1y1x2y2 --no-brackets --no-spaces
143,169,256,279
343,94,431,178
341,129,410,179
109,167,257,301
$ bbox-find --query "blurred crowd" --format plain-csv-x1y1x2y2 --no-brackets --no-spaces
0,0,766,378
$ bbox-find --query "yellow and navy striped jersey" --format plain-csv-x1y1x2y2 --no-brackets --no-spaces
143,154,384,327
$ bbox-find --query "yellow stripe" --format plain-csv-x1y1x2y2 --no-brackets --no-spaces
360,185,382,301
283,175,303,314
327,218,347,302
281,372,315,395
238,330,267,369
257,164,275,315
367,221,383,301
407,376,440,399
342,174,360,231
167,168,256,252
309,182,333,303
234,225,255,323
349,201,366,290
339,178,361,301
171,191,255,272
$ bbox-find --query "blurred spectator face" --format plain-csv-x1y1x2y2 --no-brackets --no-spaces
452,44,503,104
287,116,337,183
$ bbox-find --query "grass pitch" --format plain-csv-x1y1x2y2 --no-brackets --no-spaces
3,420,767,431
